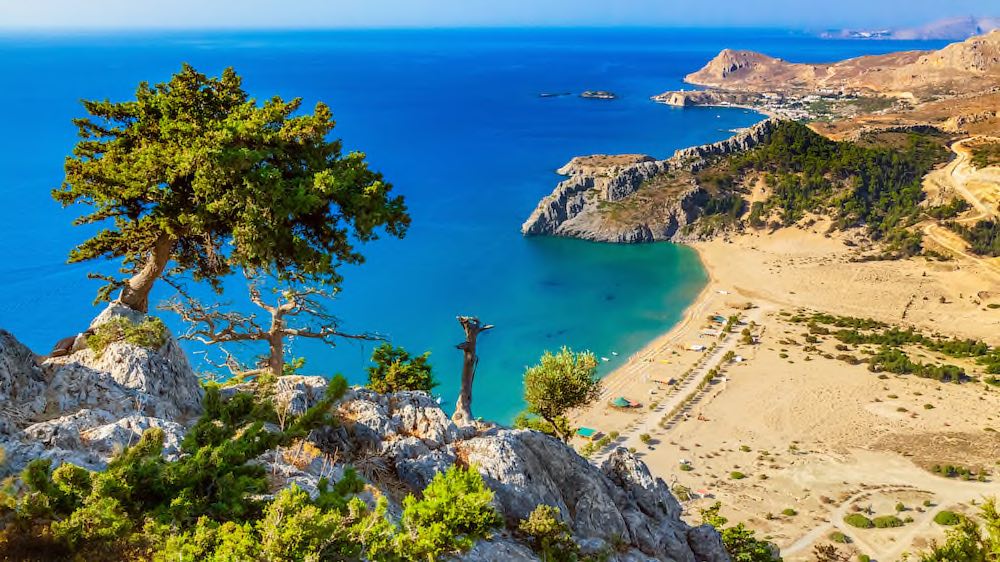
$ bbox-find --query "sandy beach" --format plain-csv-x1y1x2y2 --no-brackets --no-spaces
571,223,1000,561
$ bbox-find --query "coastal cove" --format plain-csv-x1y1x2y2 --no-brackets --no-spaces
0,29,948,423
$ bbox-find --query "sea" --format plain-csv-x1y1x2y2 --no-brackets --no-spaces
0,28,948,422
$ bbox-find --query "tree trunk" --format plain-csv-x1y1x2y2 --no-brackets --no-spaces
118,234,173,313
452,316,493,425
267,330,284,379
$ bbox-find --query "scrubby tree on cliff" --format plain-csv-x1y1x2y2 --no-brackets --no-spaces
162,274,377,380
521,347,601,442
53,64,408,312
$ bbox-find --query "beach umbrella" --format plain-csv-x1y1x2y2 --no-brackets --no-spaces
612,397,630,408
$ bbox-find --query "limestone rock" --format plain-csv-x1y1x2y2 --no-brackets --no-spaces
0,329,47,432
81,415,186,458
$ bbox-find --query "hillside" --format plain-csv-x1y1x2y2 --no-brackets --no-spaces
685,30,1000,97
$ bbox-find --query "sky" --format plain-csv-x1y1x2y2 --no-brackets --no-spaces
0,0,994,30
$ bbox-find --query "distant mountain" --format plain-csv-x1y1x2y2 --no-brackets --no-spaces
686,29,1000,97
821,16,1000,41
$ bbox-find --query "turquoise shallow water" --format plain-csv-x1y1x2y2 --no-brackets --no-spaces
0,29,948,422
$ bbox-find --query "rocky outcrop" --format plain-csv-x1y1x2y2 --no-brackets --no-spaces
0,330,47,433
0,304,203,473
0,320,730,562
521,119,779,243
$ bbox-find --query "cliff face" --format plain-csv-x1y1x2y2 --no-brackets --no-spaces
521,118,780,243
0,307,730,562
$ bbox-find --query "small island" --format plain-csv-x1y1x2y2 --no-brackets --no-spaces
580,90,617,100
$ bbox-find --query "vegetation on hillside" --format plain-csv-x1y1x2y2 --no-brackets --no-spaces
917,498,999,561
794,312,1000,376
0,379,503,561
948,219,1000,257
969,140,1000,169
695,121,948,255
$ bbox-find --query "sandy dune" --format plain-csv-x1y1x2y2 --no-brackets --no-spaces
570,222,1000,560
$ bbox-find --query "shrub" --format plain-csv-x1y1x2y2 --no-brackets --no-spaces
680,463,694,472
782,508,797,516
87,316,168,357
873,515,904,528
844,514,874,528
740,445,751,452
829,531,849,543
398,465,503,557
639,433,652,444
923,403,935,410
896,502,906,512
858,555,870,562
729,471,746,480
367,343,436,393
934,510,961,526
518,505,579,562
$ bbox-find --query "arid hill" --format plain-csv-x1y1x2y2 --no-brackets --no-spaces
686,29,1000,97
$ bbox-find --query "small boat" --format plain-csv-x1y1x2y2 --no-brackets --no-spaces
611,351,619,356
601,356,610,362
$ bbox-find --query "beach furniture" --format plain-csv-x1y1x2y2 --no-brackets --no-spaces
611,397,641,408
576,427,600,441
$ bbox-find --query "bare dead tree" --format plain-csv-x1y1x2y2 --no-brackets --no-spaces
452,316,493,425
162,274,380,380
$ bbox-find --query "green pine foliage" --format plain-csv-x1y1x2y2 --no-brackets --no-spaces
0,377,503,561
366,343,436,394
700,502,780,561
518,505,580,562
948,219,1000,257
52,64,409,307
696,121,948,256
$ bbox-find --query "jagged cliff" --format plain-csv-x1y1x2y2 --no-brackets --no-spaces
0,305,730,562
521,118,780,243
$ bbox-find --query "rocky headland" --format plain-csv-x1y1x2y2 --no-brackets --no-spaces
0,304,731,562
520,118,780,243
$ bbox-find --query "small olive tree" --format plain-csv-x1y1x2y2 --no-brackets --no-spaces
521,347,601,442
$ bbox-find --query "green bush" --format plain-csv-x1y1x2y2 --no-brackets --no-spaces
639,433,652,444
782,508,797,516
729,471,746,480
829,531,849,543
87,316,169,357
844,514,874,529
398,465,503,558
518,505,579,562
873,515,904,528
934,510,961,526
367,343,436,393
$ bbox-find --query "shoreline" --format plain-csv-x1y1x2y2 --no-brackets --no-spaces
589,242,721,404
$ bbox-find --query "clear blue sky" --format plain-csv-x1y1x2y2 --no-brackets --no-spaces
0,0,993,30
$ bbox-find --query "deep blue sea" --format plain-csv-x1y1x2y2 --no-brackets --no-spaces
0,28,948,422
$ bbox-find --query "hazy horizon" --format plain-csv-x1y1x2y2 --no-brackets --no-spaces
0,1,994,31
